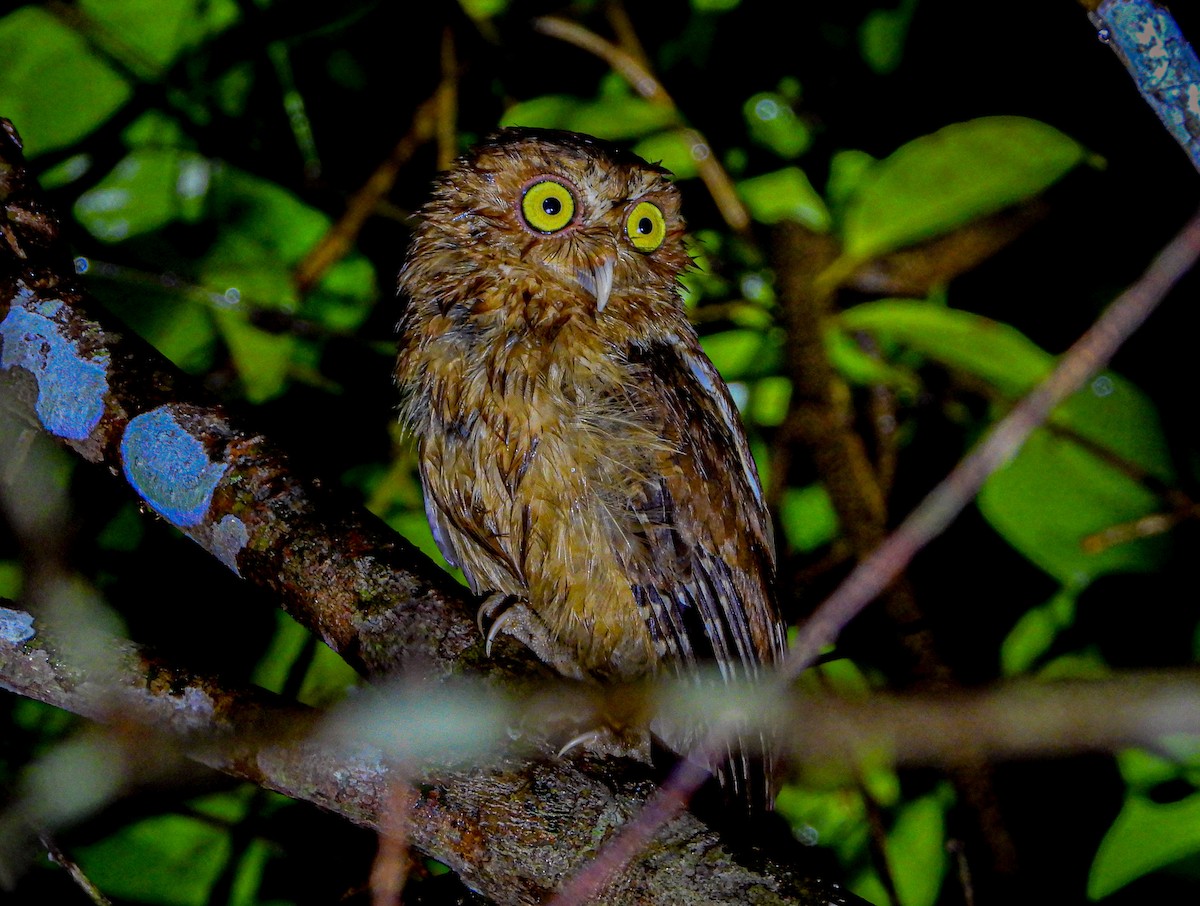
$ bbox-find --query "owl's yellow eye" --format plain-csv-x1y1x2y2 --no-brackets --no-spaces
521,180,576,233
625,201,666,252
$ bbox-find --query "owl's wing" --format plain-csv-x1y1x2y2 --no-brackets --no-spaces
622,337,786,806
624,337,785,678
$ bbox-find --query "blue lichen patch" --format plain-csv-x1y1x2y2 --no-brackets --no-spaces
120,407,228,528
211,514,249,576
0,606,36,644
0,288,109,441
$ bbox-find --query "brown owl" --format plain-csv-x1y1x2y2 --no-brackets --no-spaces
395,127,786,807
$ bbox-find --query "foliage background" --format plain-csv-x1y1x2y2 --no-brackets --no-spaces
1,0,1199,903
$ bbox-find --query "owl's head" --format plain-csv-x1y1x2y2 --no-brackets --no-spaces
400,127,692,320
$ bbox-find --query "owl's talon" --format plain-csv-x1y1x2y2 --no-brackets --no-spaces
478,597,586,680
476,592,517,637
557,726,651,762
484,604,522,658
558,728,604,758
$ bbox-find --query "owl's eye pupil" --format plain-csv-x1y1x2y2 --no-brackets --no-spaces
542,197,562,216
637,217,653,235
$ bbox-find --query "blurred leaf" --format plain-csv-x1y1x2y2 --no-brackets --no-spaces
81,0,240,71
859,0,918,75
76,147,210,241
780,484,839,552
230,837,276,906
633,130,701,179
776,783,870,863
205,167,376,328
78,814,230,906
839,116,1086,261
826,149,877,216
142,301,219,373
693,0,741,9
1000,585,1078,675
738,167,831,229
743,92,812,159
825,326,920,395
503,78,676,142
0,7,131,155
96,503,146,552
700,328,783,380
748,375,791,426
1089,792,1200,899
212,309,296,403
459,0,509,18
854,788,950,906
254,611,358,706
1117,749,1188,791
0,561,21,599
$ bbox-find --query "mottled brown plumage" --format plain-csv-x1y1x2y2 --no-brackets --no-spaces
395,127,786,806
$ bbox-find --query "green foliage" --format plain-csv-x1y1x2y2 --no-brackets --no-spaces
0,7,131,155
1090,750,1200,899
76,812,233,906
837,117,1088,262
737,167,830,228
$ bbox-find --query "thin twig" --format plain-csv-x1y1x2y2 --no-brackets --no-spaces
40,833,113,906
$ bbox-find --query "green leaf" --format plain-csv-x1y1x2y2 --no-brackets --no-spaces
743,92,812,159
204,167,376,331
502,80,676,142
80,0,239,71
0,7,131,155
748,375,791,427
75,147,211,241
0,560,22,599
825,325,920,395
979,426,1168,584
737,167,831,229
826,149,877,216
212,309,296,403
840,300,1053,397
1000,586,1078,675
77,814,230,906
632,130,700,179
839,117,1086,261
1089,793,1200,899
254,611,359,706
854,789,950,906
700,328,783,380
780,484,839,552
459,0,510,18
776,783,869,863
859,0,918,75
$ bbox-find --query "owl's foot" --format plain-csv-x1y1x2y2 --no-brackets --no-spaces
477,592,585,681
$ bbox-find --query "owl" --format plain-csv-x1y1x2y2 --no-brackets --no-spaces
395,127,786,808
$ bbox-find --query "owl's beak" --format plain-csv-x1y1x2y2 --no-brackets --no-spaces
574,257,615,312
